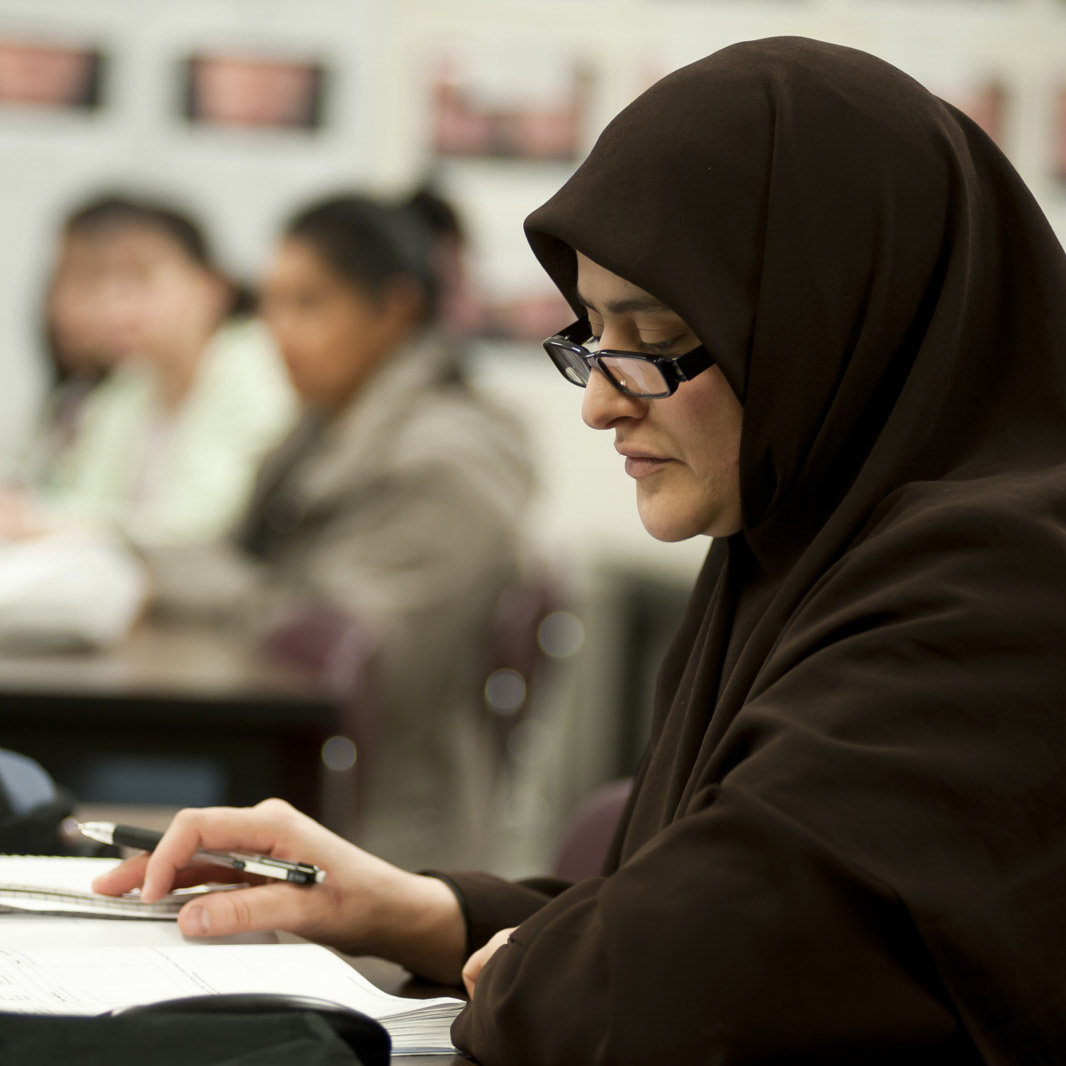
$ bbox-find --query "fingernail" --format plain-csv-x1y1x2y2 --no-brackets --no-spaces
183,906,210,936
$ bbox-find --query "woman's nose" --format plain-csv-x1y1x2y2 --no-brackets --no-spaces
581,367,646,429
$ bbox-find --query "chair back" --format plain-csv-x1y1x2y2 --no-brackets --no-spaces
481,565,563,773
552,777,633,881
262,607,377,738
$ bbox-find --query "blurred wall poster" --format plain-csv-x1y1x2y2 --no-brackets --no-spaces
431,46,590,161
0,34,105,112
942,77,1008,146
181,50,328,131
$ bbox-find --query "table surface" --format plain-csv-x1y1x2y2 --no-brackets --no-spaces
0,619,331,704
0,620,341,818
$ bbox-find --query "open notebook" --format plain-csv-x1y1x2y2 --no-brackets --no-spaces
0,855,211,918
0,856,465,1054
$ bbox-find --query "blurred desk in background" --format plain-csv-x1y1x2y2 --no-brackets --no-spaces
0,621,338,820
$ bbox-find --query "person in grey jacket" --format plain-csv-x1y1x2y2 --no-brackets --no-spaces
144,193,534,871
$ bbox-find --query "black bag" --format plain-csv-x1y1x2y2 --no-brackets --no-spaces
0,748,74,854
0,995,392,1066
0,748,112,856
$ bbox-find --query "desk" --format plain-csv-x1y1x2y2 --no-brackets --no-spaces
0,621,339,820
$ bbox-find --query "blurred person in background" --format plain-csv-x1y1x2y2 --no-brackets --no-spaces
0,196,127,535
0,193,296,547
39,198,126,462
142,191,534,870
402,184,484,339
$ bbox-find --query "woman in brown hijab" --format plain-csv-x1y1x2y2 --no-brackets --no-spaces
95,37,1066,1064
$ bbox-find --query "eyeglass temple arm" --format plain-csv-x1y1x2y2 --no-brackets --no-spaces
554,319,588,343
670,345,713,382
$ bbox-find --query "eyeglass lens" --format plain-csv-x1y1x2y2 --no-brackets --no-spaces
549,341,672,396
553,345,590,386
598,355,669,395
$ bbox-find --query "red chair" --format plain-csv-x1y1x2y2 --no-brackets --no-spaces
552,777,633,881
480,566,563,774
260,608,378,830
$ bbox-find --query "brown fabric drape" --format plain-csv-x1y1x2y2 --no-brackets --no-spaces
448,36,1066,1065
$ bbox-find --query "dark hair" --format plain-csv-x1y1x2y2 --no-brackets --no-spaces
62,193,214,270
402,185,465,245
283,193,438,323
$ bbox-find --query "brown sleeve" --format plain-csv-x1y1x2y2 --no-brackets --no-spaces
424,871,572,958
447,788,969,1066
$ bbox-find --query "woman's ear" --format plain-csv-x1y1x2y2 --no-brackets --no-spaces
199,269,240,325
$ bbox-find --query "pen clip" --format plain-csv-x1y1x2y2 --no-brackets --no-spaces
225,852,324,884
230,853,318,873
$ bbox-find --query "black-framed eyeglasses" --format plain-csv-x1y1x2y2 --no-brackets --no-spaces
542,319,714,399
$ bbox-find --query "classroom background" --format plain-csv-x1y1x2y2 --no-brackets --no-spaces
2,0,1065,874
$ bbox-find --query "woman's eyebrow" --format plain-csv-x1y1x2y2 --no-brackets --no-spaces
576,290,673,316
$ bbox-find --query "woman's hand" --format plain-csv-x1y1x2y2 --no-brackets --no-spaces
0,488,44,539
462,926,516,998
91,798,467,984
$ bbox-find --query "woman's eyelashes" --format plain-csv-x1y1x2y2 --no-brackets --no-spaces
639,336,686,354
588,328,688,354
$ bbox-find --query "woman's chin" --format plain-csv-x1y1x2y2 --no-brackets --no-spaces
637,497,740,543
636,504,702,544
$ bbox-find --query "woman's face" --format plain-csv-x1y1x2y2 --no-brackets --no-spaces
260,237,412,411
576,252,744,541
91,225,227,365
48,232,123,374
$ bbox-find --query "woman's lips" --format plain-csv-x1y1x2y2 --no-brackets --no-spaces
623,453,672,478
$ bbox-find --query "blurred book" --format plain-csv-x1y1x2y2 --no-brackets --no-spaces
0,529,147,653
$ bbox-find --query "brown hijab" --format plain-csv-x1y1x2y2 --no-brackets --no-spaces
452,37,1066,1064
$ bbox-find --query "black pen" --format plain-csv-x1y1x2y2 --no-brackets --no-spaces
77,821,326,885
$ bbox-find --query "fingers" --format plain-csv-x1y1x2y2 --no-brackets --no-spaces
90,800,341,941
86,799,418,955
139,799,310,902
461,949,485,999
462,927,516,999
176,880,320,939
88,799,318,903
91,852,151,897
92,855,249,898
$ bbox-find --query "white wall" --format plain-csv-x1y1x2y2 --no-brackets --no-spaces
1,0,1064,582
